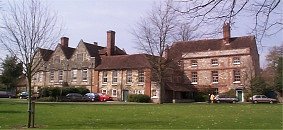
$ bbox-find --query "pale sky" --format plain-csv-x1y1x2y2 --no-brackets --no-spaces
1,0,282,68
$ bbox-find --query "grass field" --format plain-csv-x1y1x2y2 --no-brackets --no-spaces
0,99,282,129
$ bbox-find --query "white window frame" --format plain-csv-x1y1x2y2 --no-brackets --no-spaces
151,89,157,98
72,69,77,81
50,70,54,82
233,57,241,65
138,70,144,83
82,69,88,82
112,71,118,84
233,70,241,83
191,72,198,84
102,89,107,94
191,60,198,67
102,71,108,84
126,70,132,84
212,71,219,83
58,70,63,82
211,59,219,66
112,89,117,97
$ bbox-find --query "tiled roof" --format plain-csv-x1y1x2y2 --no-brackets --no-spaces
99,46,127,55
83,42,105,57
168,36,256,59
39,48,54,61
60,45,75,59
95,54,153,70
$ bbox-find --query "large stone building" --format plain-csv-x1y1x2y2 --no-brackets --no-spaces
168,23,260,102
24,23,259,103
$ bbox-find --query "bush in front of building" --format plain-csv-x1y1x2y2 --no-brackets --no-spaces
39,86,90,99
193,92,209,102
37,96,56,102
128,94,151,103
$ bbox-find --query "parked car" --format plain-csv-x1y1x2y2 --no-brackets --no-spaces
214,95,238,103
249,95,277,104
98,93,112,102
0,91,16,98
19,91,29,99
84,93,99,102
66,93,83,102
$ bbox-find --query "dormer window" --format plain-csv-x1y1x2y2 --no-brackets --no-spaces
211,59,218,66
233,57,240,65
191,60,198,67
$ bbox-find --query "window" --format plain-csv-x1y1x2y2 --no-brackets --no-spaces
211,59,218,66
102,89,107,94
72,70,77,81
50,70,54,82
134,90,144,94
112,71,118,84
191,60,198,67
191,72,198,84
77,53,84,62
212,71,218,83
112,89,117,97
233,70,241,83
151,89,157,97
82,69,88,81
138,70,144,83
214,88,219,95
233,57,240,65
58,70,63,82
54,56,60,64
126,70,132,83
102,71,107,83
38,72,43,82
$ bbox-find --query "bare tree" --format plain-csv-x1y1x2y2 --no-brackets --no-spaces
0,0,61,128
132,0,197,103
175,0,282,44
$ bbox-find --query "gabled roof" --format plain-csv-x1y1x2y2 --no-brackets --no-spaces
99,46,127,55
169,36,256,59
38,48,54,61
95,54,153,70
83,42,105,57
60,45,75,59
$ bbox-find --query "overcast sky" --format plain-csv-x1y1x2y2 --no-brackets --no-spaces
1,0,282,68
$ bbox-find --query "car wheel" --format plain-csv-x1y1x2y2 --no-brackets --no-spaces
217,100,220,103
253,100,258,104
20,96,22,99
91,98,94,102
232,101,236,103
269,101,273,104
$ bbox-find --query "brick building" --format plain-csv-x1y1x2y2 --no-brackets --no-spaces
168,23,260,102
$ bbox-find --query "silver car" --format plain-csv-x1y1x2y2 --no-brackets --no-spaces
249,95,277,104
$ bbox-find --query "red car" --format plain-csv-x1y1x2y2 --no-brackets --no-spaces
98,93,112,102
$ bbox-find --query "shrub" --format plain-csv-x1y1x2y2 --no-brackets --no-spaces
193,92,208,102
39,86,90,99
128,94,151,103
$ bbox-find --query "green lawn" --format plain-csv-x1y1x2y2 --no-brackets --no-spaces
0,99,282,129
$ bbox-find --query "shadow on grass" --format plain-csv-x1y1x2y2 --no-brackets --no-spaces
0,110,24,114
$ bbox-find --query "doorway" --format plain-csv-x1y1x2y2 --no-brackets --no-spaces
122,90,129,102
236,90,243,102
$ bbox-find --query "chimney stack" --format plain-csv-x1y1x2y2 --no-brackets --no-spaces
107,30,115,56
223,22,231,44
61,37,69,47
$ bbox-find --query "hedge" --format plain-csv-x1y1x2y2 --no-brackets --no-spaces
128,94,151,103
39,86,90,98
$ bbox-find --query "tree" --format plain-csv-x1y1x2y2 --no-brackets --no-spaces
132,1,198,103
175,0,282,44
250,76,268,95
0,0,61,128
0,55,23,92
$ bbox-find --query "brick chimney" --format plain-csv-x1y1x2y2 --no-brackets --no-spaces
61,37,69,47
107,30,115,56
223,22,231,45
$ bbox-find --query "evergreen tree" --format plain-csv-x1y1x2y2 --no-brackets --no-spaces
0,55,23,92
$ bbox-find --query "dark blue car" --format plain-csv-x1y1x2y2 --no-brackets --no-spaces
84,93,99,102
